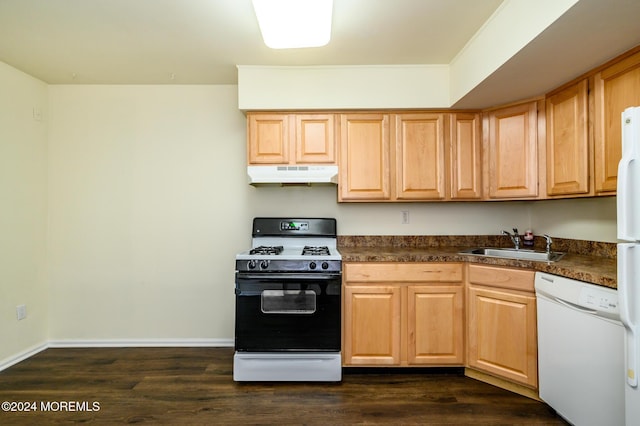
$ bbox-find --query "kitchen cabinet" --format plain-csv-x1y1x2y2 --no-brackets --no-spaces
339,113,391,200
594,50,640,193
395,113,447,200
466,264,538,389
485,101,540,199
545,80,590,196
450,112,483,199
339,112,481,202
343,263,464,366
247,112,336,165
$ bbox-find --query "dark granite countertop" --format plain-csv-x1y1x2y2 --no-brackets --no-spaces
338,236,617,289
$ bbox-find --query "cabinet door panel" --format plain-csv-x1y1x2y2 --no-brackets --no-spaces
546,80,589,195
295,114,336,164
408,286,464,365
395,113,446,200
468,264,534,292
343,285,400,365
339,114,391,200
451,113,482,199
594,51,640,193
248,114,289,164
467,286,538,388
344,263,463,283
487,102,538,198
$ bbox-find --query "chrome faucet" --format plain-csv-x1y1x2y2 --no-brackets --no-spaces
543,234,553,254
502,228,521,250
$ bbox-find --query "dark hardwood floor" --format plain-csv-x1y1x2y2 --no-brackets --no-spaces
0,347,567,425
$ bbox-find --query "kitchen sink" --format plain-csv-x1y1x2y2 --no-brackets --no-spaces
459,247,565,262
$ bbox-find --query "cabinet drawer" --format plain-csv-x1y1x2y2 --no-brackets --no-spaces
344,263,463,283
468,264,534,292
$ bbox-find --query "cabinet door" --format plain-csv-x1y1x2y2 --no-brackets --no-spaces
450,113,482,199
339,114,391,201
594,50,640,193
395,113,446,200
407,285,464,365
487,102,538,199
247,113,289,164
295,114,336,164
343,285,401,365
467,285,538,388
546,80,590,196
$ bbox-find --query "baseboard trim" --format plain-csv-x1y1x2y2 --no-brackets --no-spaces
48,338,234,348
0,342,49,372
464,367,540,401
0,338,234,372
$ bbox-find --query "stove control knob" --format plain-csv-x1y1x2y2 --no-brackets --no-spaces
322,262,329,270
247,260,257,269
260,260,270,270
309,261,317,270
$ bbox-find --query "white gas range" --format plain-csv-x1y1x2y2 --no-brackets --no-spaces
233,218,342,382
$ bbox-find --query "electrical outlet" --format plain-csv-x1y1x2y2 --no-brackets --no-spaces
401,210,410,224
16,304,26,321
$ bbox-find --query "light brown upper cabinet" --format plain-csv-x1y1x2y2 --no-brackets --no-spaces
247,112,336,165
395,113,446,200
594,50,640,193
545,80,590,196
338,113,391,201
485,101,539,199
339,112,482,202
450,113,483,199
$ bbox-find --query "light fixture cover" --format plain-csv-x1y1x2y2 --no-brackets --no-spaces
252,0,333,49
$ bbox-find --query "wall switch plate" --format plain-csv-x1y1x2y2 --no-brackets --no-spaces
16,304,26,320
401,210,410,224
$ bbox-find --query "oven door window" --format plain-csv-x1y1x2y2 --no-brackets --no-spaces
261,290,316,314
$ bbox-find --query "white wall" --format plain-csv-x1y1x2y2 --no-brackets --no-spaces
449,0,579,105
530,197,617,242
237,65,450,110
45,84,617,344
47,85,248,343
0,62,49,365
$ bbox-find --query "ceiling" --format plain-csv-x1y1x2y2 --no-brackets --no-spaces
1,0,640,108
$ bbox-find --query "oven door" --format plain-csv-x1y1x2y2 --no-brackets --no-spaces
234,272,341,352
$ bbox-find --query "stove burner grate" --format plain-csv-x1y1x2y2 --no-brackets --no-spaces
250,245,284,255
302,246,330,256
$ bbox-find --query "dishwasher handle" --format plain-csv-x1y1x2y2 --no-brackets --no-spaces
546,295,598,315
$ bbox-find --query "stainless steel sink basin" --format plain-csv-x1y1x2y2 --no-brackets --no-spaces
459,247,565,262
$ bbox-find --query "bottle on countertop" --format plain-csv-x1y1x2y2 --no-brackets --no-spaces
523,229,534,247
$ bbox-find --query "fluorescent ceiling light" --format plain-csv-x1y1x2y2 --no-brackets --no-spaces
252,0,333,49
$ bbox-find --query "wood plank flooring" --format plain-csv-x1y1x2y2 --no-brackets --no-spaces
0,347,567,425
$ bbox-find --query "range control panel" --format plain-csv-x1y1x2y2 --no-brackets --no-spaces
280,221,309,231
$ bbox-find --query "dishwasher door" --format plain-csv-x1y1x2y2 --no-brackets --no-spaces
535,272,624,426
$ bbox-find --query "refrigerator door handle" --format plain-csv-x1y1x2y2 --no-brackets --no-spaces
619,243,639,387
617,148,633,240
618,107,640,241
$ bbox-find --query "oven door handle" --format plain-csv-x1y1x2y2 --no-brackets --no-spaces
236,273,341,281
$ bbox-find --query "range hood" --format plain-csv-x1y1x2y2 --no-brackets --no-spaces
248,165,338,185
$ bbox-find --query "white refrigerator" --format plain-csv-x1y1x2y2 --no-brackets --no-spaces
618,106,640,426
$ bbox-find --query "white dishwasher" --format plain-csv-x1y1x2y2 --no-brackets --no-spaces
535,272,624,426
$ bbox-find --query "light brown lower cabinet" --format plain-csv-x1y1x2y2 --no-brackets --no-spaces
342,261,539,393
466,264,538,389
342,263,464,367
